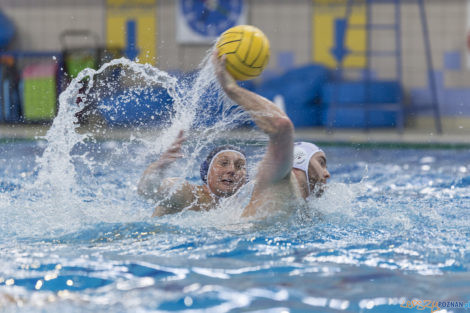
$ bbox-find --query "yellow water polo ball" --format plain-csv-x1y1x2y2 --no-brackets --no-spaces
216,25,270,81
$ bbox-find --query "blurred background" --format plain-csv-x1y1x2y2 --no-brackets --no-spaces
0,0,469,134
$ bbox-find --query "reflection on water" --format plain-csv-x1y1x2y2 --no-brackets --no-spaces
1,143,470,312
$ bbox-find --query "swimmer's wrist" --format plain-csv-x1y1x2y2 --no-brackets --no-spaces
223,83,241,98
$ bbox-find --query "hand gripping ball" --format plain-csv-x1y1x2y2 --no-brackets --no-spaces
216,25,270,81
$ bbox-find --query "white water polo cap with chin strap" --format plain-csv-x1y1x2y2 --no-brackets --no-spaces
293,142,323,193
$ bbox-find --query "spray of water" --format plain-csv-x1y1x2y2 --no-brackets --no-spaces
1,49,375,239
0,48,259,238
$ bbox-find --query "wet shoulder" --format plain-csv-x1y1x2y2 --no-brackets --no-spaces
190,185,216,211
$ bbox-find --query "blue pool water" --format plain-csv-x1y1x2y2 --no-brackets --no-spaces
1,140,470,313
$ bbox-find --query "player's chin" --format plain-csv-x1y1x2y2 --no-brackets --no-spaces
312,183,327,198
216,184,239,197
217,190,235,198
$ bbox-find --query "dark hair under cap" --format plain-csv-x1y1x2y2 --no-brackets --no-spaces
200,145,246,183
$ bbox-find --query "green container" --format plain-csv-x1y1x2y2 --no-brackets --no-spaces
23,77,56,121
65,54,95,78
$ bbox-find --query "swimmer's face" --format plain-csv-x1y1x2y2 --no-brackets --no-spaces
207,151,247,197
308,151,330,197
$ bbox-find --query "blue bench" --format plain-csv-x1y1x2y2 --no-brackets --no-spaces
97,87,173,127
255,64,330,127
321,80,402,128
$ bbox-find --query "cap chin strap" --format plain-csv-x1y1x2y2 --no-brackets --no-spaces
205,150,246,196
305,167,311,196
295,159,311,196
293,142,323,196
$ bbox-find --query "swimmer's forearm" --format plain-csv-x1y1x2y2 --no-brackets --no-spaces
139,173,195,214
224,85,293,136
226,85,294,184
214,52,292,136
139,130,185,198
137,161,170,198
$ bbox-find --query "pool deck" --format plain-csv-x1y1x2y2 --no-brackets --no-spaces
2,124,470,148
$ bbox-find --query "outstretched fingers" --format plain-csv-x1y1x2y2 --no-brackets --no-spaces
172,130,186,147
212,50,224,78
212,49,236,92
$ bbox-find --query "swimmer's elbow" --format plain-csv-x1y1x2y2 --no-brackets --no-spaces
273,117,293,136
267,117,293,139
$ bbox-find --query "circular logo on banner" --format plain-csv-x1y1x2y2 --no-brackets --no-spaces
181,0,244,37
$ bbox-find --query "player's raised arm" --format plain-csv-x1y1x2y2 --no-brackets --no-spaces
138,131,196,208
213,52,294,188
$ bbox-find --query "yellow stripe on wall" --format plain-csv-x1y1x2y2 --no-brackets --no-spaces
106,1,157,65
107,0,156,7
312,0,367,68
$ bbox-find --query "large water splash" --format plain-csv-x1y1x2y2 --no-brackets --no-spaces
1,49,256,238
35,58,180,195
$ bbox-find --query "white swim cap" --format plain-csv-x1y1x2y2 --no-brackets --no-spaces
293,142,323,194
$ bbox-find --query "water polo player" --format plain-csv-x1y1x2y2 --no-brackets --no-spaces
138,131,247,217
291,142,330,198
213,51,330,218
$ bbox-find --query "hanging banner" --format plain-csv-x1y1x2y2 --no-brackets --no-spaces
106,0,157,64
177,0,246,44
312,0,367,68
